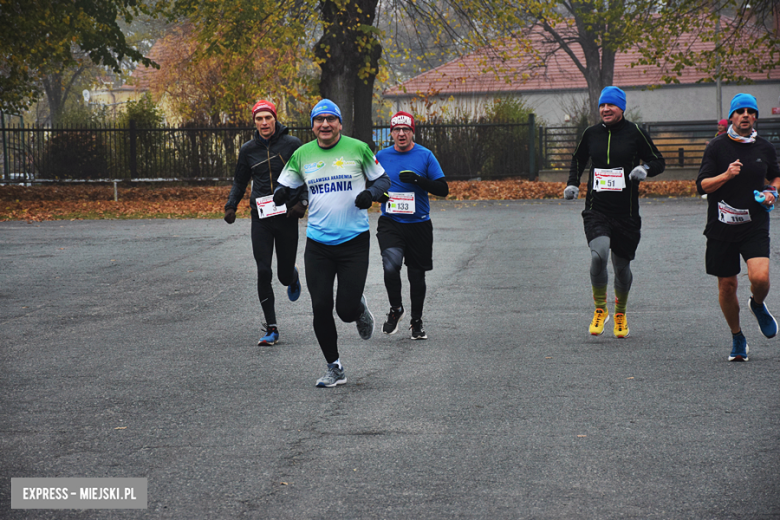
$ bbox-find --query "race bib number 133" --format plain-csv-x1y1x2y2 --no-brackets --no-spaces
386,192,416,214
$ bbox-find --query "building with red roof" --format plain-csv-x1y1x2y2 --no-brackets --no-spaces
383,21,780,124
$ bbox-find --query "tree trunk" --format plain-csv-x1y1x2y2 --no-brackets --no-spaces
353,40,382,148
42,73,65,127
315,0,381,144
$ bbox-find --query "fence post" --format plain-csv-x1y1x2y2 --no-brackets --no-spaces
1,111,8,180
528,113,536,179
129,119,137,179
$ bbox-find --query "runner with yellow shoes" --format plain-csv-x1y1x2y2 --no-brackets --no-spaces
564,86,665,337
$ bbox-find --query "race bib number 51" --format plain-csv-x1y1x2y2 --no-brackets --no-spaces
594,168,625,192
386,192,416,214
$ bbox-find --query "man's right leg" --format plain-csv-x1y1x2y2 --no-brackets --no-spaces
381,246,405,333
304,238,339,363
252,215,279,345
588,235,610,335
377,217,407,334
718,276,741,334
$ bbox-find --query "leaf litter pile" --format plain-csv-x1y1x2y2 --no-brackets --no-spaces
0,180,700,222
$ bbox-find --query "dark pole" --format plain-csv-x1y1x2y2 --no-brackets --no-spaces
129,119,137,179
1,111,8,180
528,113,536,179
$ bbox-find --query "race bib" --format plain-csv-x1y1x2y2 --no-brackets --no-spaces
593,168,625,192
386,192,416,215
255,195,286,219
718,201,751,225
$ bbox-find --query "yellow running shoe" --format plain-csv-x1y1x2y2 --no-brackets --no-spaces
613,313,630,338
589,308,609,335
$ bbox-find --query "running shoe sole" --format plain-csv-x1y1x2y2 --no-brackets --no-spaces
316,378,347,388
728,344,749,362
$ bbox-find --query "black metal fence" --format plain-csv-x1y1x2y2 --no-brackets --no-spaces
0,118,536,183
4,117,778,183
540,118,780,171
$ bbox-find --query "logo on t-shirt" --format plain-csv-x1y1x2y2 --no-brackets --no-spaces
332,157,357,168
304,161,326,174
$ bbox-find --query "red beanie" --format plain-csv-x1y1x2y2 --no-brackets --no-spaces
252,100,277,120
390,111,415,132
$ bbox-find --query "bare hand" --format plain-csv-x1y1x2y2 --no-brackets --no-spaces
726,160,742,178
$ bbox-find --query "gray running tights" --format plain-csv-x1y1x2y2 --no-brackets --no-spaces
589,236,632,292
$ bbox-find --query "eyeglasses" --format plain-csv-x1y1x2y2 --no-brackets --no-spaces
391,127,413,134
313,116,339,124
734,108,757,115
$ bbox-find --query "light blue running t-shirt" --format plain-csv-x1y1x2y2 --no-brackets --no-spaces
278,135,385,245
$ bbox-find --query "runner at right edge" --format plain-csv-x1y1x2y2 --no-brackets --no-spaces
696,92,780,361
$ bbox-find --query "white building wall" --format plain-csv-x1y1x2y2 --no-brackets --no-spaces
386,81,780,125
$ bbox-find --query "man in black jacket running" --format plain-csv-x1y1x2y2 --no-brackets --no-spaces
564,86,665,338
224,100,305,346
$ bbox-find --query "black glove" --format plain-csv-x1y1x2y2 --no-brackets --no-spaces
399,170,420,184
377,192,389,203
287,201,307,219
273,187,289,206
354,190,373,209
224,208,236,224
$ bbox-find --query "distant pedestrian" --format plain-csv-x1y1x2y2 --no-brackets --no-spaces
223,100,305,347
716,119,729,136
696,92,780,361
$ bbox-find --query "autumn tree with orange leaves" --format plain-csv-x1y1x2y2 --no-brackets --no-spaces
141,21,317,126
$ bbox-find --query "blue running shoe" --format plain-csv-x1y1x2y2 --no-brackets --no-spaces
287,266,301,302
748,296,777,338
258,325,279,346
728,332,749,362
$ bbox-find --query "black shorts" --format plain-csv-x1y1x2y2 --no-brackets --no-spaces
705,228,770,277
376,216,434,271
582,210,642,261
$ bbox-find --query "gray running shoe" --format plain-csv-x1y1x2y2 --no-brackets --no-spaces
382,306,405,334
410,318,427,340
356,294,375,340
316,363,347,387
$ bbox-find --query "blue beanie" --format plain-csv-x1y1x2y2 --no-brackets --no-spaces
729,93,758,119
598,86,626,112
310,99,342,127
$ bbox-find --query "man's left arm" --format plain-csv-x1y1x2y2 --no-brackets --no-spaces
764,146,780,205
398,153,449,197
637,126,665,177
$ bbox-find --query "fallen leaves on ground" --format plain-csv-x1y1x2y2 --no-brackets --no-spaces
0,180,700,222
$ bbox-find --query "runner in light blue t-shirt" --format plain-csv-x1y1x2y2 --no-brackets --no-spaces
273,99,391,388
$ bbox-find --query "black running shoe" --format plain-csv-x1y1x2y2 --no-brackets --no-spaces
410,318,427,340
382,306,405,334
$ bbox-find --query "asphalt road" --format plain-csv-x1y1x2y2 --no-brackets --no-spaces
1,198,779,519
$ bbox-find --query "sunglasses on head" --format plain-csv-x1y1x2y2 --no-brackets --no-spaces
734,108,757,115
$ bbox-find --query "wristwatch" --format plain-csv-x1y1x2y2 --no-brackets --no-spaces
300,199,308,207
